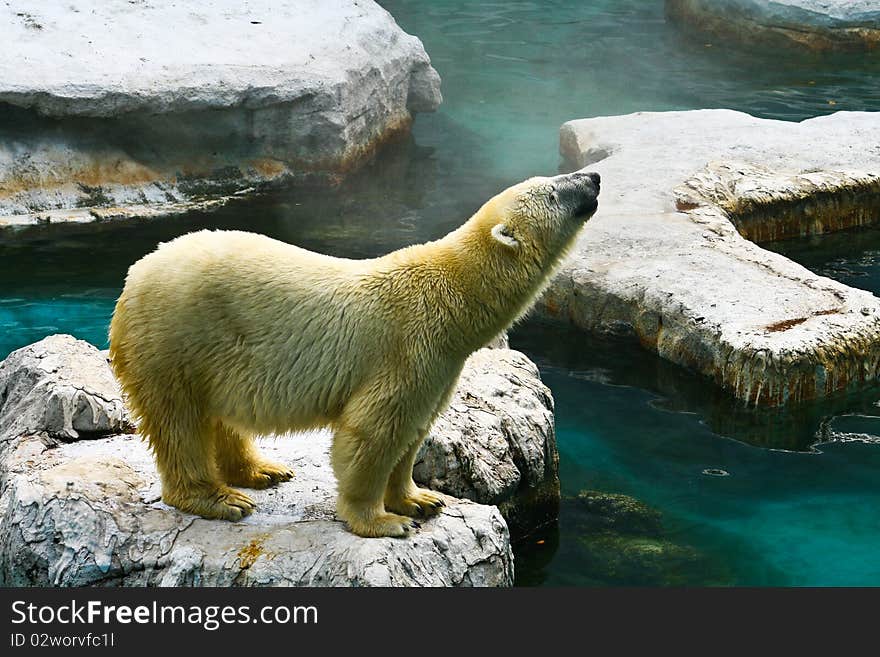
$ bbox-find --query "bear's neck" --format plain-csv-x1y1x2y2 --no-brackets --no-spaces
389,225,549,355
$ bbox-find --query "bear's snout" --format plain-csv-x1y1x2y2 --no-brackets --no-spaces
570,171,600,188
555,170,600,220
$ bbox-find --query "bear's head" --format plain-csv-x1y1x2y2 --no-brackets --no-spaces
482,170,600,268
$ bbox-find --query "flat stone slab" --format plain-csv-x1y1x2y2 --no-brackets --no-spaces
0,335,562,586
667,0,880,50
0,0,441,227
0,0,440,118
543,109,880,406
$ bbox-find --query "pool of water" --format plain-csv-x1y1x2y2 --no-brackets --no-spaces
3,0,880,585
510,321,880,586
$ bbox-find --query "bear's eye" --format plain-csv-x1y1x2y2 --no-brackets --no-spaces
549,190,559,205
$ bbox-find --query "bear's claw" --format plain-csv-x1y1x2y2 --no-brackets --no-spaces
386,487,447,519
225,461,294,489
341,510,422,538
165,485,256,521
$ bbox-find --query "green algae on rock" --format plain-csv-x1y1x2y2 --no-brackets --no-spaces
567,491,727,587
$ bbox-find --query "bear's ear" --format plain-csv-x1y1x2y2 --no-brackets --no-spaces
491,223,519,249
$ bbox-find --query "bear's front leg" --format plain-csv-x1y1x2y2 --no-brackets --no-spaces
384,438,446,518
330,424,421,538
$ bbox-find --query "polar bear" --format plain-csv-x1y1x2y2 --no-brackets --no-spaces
109,171,600,538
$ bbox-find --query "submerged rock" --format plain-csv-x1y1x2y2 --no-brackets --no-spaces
0,0,441,228
666,0,880,51
545,109,880,406
566,491,723,586
571,491,663,536
0,335,560,586
574,533,707,586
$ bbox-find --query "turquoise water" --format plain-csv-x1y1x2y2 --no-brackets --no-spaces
511,322,880,586
3,0,880,585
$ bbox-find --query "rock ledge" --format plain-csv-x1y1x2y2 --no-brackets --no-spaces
0,0,442,228
0,335,560,586
546,109,880,406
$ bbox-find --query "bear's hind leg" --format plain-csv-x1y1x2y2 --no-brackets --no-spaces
384,437,446,518
213,422,294,489
145,409,256,521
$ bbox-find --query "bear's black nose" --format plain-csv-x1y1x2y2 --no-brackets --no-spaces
563,171,600,219
566,170,600,190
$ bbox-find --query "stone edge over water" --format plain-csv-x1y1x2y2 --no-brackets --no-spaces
543,109,880,407
666,0,880,51
0,0,441,228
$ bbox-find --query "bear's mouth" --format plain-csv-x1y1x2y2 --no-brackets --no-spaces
574,197,599,220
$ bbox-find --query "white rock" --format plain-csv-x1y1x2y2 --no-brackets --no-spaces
545,109,880,406
0,335,563,586
0,0,440,118
666,0,880,50
0,431,512,587
0,0,441,226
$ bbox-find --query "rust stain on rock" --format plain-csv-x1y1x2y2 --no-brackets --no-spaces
764,308,840,333
543,298,560,316
245,157,287,179
765,316,809,333
0,159,162,198
237,536,270,570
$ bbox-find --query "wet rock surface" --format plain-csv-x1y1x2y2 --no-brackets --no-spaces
545,109,880,406
666,0,880,51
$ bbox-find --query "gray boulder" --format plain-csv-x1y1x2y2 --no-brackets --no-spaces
0,0,441,227
416,348,559,538
666,0,880,51
0,335,558,586
0,334,132,466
